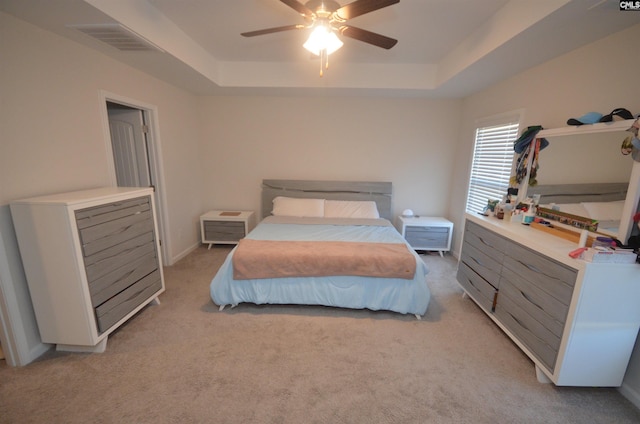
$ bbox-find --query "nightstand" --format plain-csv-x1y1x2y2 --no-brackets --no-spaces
397,216,453,257
200,210,255,249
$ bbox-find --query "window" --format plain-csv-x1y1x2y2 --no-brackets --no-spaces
465,118,520,214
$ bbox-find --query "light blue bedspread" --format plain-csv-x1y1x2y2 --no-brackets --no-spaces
210,216,430,316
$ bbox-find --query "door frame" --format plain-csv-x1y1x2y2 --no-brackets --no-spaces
98,90,171,266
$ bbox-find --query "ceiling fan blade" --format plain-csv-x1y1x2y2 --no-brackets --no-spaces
280,0,314,17
241,24,305,37
335,0,400,21
339,25,397,49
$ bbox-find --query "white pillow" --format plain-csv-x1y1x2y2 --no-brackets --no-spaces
580,201,625,221
272,196,324,217
324,200,380,219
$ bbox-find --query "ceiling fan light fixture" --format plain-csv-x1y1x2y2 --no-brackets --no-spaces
303,25,343,56
242,0,400,77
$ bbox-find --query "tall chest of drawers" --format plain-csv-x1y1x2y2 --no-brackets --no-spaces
11,187,165,353
457,214,640,386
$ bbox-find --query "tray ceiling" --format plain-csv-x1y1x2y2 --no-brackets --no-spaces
2,0,639,97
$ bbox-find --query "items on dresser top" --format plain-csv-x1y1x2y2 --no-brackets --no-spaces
581,246,637,263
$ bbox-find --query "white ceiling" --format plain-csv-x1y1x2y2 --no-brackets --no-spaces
2,0,639,97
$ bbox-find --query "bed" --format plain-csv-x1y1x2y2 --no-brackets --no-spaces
209,180,430,318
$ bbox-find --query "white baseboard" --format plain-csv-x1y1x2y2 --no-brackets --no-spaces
25,343,52,366
619,382,640,410
8,341,52,367
170,242,200,265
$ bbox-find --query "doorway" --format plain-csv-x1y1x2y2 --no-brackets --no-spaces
107,102,152,188
100,91,170,265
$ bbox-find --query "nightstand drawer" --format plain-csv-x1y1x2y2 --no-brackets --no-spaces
398,216,453,254
406,226,449,233
204,221,245,241
405,226,449,248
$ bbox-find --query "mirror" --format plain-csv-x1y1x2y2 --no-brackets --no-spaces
537,132,632,186
519,119,640,242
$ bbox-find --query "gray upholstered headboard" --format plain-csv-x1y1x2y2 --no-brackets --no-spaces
527,182,628,204
261,179,393,221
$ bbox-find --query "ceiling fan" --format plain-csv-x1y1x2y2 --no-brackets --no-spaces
241,0,400,76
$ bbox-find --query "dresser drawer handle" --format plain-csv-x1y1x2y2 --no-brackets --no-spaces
520,290,543,311
478,236,494,249
120,268,137,283
518,259,553,277
467,277,477,289
117,224,134,235
516,259,564,283
126,285,147,301
92,242,149,265
469,255,488,268
521,261,541,273
509,312,530,332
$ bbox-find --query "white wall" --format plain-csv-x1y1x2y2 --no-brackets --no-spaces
0,12,203,364
197,95,461,221
450,23,640,407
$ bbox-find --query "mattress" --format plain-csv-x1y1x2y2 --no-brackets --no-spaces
209,216,430,316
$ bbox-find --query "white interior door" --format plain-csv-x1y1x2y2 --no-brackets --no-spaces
107,104,151,188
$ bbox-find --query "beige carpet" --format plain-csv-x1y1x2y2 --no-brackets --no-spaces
1,246,639,424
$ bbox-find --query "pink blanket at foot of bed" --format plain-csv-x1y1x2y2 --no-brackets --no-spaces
232,239,416,280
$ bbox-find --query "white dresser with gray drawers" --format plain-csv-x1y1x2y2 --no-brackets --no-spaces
11,187,165,353
457,214,640,386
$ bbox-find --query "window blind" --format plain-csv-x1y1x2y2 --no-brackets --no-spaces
465,121,520,214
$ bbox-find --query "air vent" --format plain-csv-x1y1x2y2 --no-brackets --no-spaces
67,23,164,52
